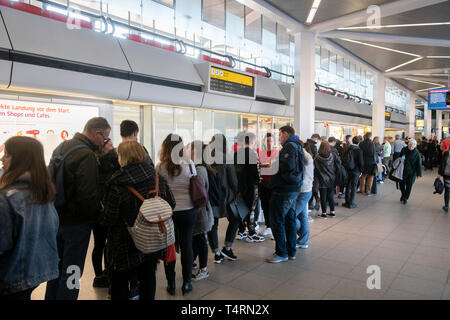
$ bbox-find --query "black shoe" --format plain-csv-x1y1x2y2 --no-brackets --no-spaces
93,274,109,288
402,199,407,205
192,261,198,270
327,212,336,218
214,253,224,264
182,282,193,295
129,287,139,300
320,213,327,218
167,279,176,296
400,196,404,202
221,247,237,261
443,206,448,213
342,203,350,208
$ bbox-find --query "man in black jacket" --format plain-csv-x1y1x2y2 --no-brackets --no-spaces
342,136,364,208
266,126,303,263
46,117,111,300
307,134,321,211
359,132,377,196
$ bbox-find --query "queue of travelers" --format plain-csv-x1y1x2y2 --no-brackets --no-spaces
2,115,444,301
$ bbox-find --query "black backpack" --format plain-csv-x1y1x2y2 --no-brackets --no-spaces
204,165,226,206
343,148,356,171
335,160,348,186
48,142,89,211
434,178,444,195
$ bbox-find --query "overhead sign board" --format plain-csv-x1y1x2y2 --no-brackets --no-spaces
416,119,424,127
428,88,450,110
443,127,449,133
209,66,255,98
385,111,391,121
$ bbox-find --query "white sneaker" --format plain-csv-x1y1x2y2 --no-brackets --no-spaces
296,243,309,249
255,224,260,232
261,228,272,236
308,216,314,223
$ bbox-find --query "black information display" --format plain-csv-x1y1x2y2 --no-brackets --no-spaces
209,66,255,98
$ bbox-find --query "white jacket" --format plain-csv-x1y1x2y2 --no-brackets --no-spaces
301,149,314,193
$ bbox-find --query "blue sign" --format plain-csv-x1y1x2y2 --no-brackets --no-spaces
428,88,450,110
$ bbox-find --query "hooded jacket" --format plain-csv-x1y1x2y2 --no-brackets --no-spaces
270,135,303,193
102,159,175,271
344,144,364,173
234,146,261,210
359,138,377,174
314,152,337,188
301,149,314,193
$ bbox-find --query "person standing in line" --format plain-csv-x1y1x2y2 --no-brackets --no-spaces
306,134,321,211
392,134,406,162
234,132,264,243
156,134,199,296
295,145,313,249
258,133,279,238
372,136,383,189
382,137,392,176
205,134,240,264
102,141,175,300
338,135,353,199
0,137,59,300
438,146,450,213
359,132,377,197
266,126,303,263
45,117,111,300
342,136,364,209
399,139,422,205
189,141,214,281
314,141,339,218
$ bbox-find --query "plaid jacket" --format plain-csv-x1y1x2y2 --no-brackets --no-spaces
101,158,175,271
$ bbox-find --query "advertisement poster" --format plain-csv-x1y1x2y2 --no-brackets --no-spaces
0,99,99,163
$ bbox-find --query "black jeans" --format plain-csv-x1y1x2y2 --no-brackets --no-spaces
110,258,157,300
259,182,272,229
92,222,108,277
207,214,241,252
164,208,198,283
193,233,208,269
345,171,360,206
319,187,335,213
0,287,36,300
445,185,450,208
45,223,92,300
400,179,415,200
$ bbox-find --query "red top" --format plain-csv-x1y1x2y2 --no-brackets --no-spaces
443,140,450,154
258,148,280,183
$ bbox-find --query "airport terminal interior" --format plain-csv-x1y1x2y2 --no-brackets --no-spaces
0,0,449,301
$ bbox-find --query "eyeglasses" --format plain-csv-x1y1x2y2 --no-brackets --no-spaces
98,131,109,144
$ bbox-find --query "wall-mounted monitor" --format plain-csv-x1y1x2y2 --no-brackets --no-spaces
428,88,450,110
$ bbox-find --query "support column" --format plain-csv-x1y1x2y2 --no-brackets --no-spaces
436,110,443,140
294,31,316,141
372,73,386,139
407,93,415,139
424,102,432,138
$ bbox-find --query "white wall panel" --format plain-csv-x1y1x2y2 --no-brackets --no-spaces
0,60,11,88
1,7,130,71
129,81,204,108
10,63,131,100
119,40,204,86
250,101,286,116
201,93,253,113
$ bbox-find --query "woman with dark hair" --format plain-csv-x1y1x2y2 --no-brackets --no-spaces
0,136,59,300
314,141,339,218
102,141,175,300
156,134,199,295
206,133,240,263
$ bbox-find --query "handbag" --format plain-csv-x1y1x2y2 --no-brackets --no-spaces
228,194,250,222
189,163,209,208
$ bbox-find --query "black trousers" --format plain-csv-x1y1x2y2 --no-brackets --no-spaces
0,286,36,300
164,208,198,283
345,171,360,206
259,182,273,229
193,233,208,269
400,179,415,200
92,222,108,277
110,258,157,300
319,187,335,213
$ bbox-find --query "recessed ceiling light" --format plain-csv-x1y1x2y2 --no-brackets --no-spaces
427,56,450,59
338,22,450,31
385,57,424,73
340,38,421,57
404,78,444,86
416,86,445,92
306,0,322,24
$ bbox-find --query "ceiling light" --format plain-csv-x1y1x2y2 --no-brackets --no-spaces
404,78,444,86
385,57,424,73
338,22,450,31
306,0,321,24
341,39,421,57
416,86,445,92
427,56,450,59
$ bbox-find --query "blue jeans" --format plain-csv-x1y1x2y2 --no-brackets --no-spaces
295,191,312,246
45,223,92,300
269,191,299,258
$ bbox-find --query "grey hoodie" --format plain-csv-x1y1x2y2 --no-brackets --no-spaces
301,150,314,193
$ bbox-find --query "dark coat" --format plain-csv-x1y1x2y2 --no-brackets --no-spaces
439,151,450,178
102,159,175,272
401,147,422,183
270,139,303,193
234,147,261,211
359,139,376,174
344,144,364,173
314,152,337,189
306,139,318,158
54,133,100,226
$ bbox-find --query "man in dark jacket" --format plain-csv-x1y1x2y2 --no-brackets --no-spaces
266,126,303,263
45,117,111,300
307,134,320,210
342,136,364,209
359,132,377,196
306,134,320,158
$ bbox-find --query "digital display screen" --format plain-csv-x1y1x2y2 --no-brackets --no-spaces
209,66,255,98
416,119,424,127
385,111,391,121
428,88,450,110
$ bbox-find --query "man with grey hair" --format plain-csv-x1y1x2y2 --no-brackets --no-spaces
46,117,111,300
399,138,422,205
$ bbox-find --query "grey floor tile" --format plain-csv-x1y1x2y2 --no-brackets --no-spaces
382,289,436,300
227,271,287,296
288,270,341,291
400,262,449,283
200,286,262,300
328,278,386,300
359,255,407,274
344,265,398,289
301,257,356,277
442,285,450,300
321,248,368,266
262,283,327,300
389,275,446,299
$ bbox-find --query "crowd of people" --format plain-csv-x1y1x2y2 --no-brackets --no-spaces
1,116,447,301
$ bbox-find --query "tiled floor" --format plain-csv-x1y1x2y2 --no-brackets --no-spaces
31,169,450,300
